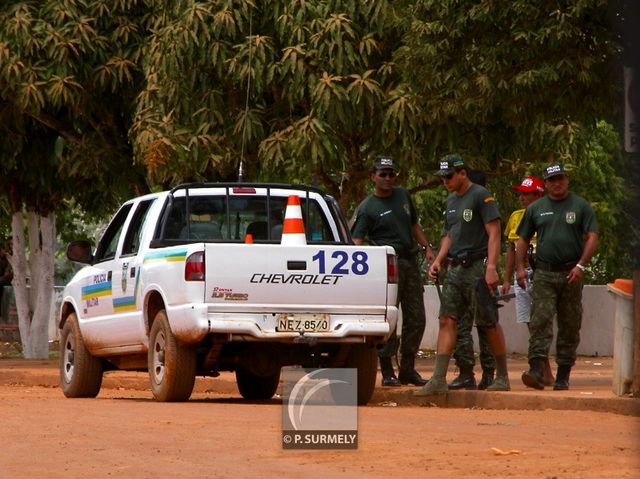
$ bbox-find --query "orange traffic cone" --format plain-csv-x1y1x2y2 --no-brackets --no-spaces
245,233,253,244
281,195,306,245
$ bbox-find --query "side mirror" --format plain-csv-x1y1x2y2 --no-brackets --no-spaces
66,240,94,264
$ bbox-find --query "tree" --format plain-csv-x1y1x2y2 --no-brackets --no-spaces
132,0,430,211
0,0,151,357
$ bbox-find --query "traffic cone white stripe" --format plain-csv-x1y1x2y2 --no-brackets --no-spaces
280,195,306,245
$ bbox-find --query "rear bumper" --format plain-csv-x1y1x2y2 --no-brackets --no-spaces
166,304,398,344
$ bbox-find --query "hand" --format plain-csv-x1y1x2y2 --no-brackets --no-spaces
501,281,511,296
567,266,583,284
485,267,499,295
425,249,436,263
428,259,441,281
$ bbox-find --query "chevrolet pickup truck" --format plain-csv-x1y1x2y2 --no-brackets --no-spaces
59,183,398,405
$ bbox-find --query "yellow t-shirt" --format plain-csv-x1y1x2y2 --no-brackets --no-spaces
504,208,537,247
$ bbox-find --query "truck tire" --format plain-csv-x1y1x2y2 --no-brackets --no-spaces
148,310,196,402
235,367,281,400
345,344,377,405
60,313,103,398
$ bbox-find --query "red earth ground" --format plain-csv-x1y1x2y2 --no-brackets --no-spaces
0,354,638,478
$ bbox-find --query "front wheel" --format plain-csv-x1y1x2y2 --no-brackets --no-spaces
235,367,281,400
59,313,103,398
148,310,196,402
344,344,378,405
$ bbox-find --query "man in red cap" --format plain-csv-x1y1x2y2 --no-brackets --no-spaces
501,176,553,385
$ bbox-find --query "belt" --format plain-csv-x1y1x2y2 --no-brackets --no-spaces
535,260,577,272
448,251,486,267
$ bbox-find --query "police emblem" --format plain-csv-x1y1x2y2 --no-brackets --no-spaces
565,211,576,224
463,209,473,222
121,262,128,292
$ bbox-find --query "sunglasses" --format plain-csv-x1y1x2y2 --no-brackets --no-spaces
378,171,396,178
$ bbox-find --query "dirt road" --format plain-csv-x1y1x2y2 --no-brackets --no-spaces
0,360,638,478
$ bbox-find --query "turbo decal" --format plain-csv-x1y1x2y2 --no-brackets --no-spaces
143,249,187,263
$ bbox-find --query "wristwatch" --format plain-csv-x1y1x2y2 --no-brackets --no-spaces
576,263,586,272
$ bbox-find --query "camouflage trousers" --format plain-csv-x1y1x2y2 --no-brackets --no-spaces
379,256,426,359
453,311,496,370
441,260,497,370
529,269,584,367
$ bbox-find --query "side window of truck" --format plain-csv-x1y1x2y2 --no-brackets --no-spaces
94,204,133,262
121,200,154,256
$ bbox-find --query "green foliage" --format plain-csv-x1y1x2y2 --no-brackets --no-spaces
0,0,151,216
132,0,432,210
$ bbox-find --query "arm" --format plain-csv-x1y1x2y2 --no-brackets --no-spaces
502,242,516,295
484,219,501,294
567,232,599,284
352,238,364,246
411,223,435,262
515,237,531,288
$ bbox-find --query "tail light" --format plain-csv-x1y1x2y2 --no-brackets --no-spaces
387,253,398,284
185,251,205,281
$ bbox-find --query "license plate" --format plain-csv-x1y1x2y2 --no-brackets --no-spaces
276,314,330,332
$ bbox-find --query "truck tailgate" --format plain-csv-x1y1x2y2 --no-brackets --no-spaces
204,244,394,313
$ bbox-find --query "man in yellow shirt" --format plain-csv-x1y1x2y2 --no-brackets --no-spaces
501,176,553,385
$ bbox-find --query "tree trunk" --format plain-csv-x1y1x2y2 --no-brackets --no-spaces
12,210,55,359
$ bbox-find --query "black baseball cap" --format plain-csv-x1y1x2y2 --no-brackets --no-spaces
542,163,566,180
435,154,465,176
373,155,396,171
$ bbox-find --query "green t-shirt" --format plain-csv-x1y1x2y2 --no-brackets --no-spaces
516,192,598,264
350,187,417,254
443,183,500,257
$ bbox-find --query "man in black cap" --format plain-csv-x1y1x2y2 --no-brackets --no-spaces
516,163,598,390
351,155,433,387
415,154,511,395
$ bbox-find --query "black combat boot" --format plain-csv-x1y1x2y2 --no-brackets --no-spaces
398,355,427,386
477,368,495,390
553,365,572,390
521,358,545,390
448,365,477,390
380,356,401,387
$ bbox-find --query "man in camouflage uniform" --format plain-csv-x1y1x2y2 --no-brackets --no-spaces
415,155,511,396
516,163,598,390
449,169,496,390
351,155,433,387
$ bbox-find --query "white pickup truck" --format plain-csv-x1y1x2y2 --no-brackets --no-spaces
60,183,398,405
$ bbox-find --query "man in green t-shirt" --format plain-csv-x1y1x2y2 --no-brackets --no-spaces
351,155,434,387
415,154,511,396
516,163,598,390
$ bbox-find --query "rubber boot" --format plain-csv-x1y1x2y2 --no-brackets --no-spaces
379,356,401,387
553,365,571,390
477,368,495,390
414,353,450,396
448,366,477,390
521,358,545,390
398,355,427,386
543,358,555,386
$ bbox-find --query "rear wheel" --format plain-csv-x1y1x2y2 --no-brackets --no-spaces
60,313,103,398
344,344,378,405
235,367,281,400
148,310,196,402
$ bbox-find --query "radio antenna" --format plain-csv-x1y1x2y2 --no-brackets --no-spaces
238,8,253,182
